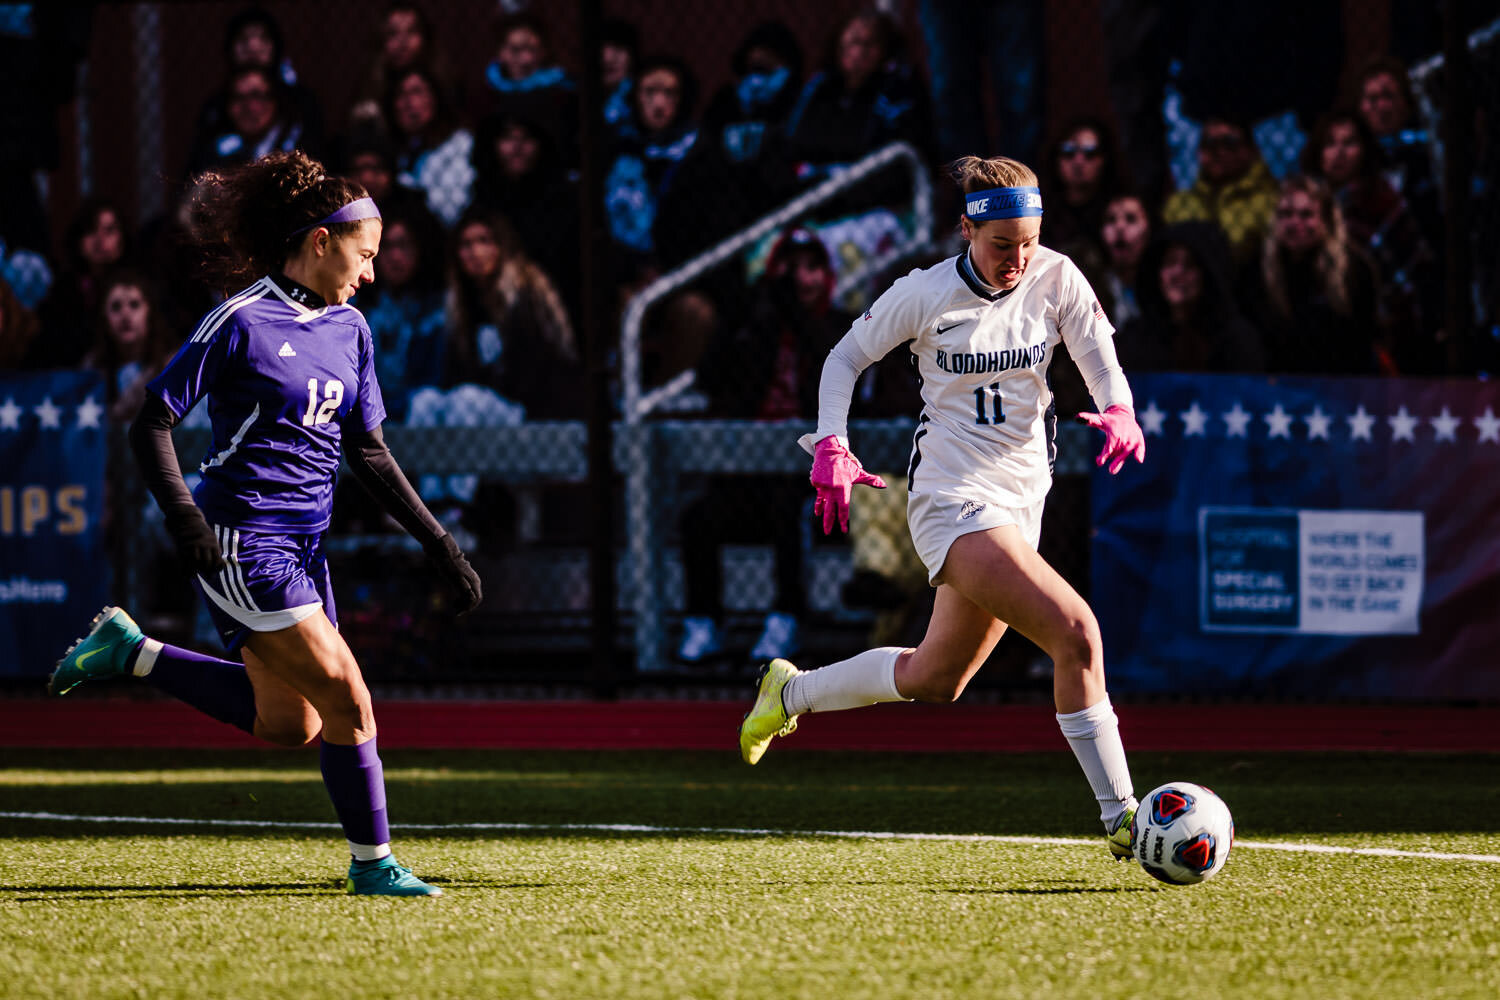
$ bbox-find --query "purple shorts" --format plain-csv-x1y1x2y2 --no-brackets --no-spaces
192,525,337,652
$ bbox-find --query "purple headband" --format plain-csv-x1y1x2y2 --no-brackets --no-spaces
290,196,382,237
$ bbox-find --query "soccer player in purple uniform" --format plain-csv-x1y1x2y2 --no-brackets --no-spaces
47,151,481,897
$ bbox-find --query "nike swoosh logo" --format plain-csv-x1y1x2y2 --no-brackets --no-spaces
76,647,104,666
936,323,962,335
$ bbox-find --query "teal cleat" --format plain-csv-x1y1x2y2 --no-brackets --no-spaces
1108,805,1137,862
346,856,443,897
739,658,802,765
47,606,144,696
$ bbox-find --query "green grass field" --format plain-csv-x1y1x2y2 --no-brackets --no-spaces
2,748,1497,999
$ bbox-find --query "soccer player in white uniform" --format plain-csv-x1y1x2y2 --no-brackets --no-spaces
739,155,1148,860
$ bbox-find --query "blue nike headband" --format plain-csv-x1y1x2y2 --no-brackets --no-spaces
963,186,1044,220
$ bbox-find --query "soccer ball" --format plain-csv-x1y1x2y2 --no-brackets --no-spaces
1132,782,1234,885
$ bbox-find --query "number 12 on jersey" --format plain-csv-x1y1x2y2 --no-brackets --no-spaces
974,383,1006,425
302,378,345,426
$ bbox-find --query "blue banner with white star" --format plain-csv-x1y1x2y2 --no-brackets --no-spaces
0,371,109,678
1091,373,1500,699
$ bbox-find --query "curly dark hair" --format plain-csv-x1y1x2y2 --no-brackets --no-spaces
188,150,369,287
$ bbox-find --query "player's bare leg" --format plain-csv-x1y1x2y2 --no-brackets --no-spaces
893,583,1009,702
937,526,1103,712
241,646,321,747
939,525,1137,852
243,614,372,745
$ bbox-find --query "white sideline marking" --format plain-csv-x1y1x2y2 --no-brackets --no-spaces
3,811,1498,864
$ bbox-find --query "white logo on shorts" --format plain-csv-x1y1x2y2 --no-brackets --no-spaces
959,500,986,521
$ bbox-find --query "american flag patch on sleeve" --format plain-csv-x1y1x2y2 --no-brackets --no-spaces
1093,301,1106,321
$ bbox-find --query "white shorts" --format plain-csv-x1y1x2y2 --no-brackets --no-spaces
907,490,1044,586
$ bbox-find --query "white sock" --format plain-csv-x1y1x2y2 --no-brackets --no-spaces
349,841,393,862
782,647,910,716
132,638,163,677
1056,695,1137,830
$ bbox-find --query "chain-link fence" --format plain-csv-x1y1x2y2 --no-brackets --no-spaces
4,1,1492,692
1410,16,1500,372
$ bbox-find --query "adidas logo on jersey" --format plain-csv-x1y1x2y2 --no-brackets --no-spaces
278,341,297,357
959,500,986,521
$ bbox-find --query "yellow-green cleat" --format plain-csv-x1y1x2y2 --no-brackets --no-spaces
47,606,144,696
1107,805,1137,862
739,658,802,765
346,856,443,897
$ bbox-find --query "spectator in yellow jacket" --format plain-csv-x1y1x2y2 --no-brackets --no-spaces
1162,115,1279,268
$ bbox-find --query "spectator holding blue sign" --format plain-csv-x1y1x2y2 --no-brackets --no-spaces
739,155,1146,866
385,65,474,227
46,150,480,897
603,54,699,273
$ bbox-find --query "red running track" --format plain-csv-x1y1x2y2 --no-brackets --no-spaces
2,699,1498,752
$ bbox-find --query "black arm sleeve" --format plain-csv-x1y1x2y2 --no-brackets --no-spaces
128,395,197,518
129,396,226,574
342,424,448,552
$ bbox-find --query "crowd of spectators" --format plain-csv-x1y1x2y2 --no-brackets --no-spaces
1047,52,1468,379
0,2,1490,664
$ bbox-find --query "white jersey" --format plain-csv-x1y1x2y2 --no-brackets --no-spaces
846,248,1122,507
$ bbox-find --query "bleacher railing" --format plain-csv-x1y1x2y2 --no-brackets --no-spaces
618,140,935,672
618,140,935,422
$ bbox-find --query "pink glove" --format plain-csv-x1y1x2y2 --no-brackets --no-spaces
1078,404,1146,475
810,435,886,534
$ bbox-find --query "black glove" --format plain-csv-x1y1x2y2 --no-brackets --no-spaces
163,504,224,576
428,533,482,616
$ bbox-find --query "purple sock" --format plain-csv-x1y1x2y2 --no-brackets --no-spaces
320,736,391,850
139,642,258,734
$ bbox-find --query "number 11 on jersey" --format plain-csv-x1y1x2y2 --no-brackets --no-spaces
974,383,1006,425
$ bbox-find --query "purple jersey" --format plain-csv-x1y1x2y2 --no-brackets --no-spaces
148,275,387,533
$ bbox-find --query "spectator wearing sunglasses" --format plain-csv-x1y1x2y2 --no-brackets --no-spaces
1162,113,1279,268
1039,116,1124,262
